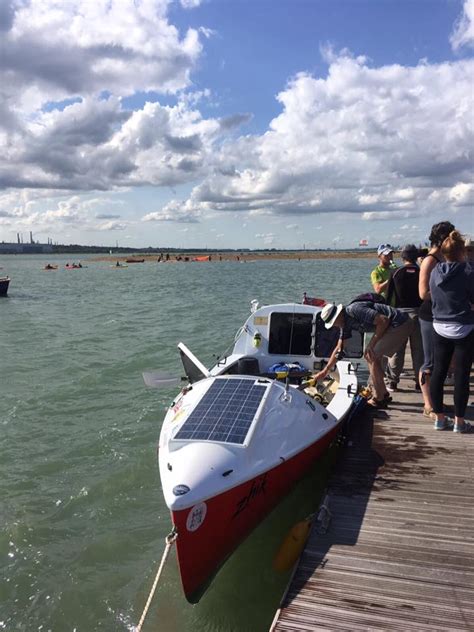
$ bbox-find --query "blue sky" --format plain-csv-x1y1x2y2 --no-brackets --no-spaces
0,0,472,249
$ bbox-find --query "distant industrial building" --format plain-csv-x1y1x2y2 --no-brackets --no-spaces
0,232,53,254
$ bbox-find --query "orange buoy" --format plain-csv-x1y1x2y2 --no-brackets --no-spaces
273,518,312,572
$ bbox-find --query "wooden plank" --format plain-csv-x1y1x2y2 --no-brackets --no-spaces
271,365,474,631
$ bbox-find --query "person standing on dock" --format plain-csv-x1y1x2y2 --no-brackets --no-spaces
386,244,424,391
418,221,455,419
371,244,403,392
429,230,474,433
314,300,413,408
371,244,396,301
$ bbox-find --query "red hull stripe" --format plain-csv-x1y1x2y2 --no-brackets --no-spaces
171,425,339,602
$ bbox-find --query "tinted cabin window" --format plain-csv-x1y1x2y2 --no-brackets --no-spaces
268,313,312,355
314,314,364,359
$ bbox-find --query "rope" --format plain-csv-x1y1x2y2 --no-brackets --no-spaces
135,527,178,632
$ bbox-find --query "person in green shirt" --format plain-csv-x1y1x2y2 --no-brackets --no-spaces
371,244,402,391
371,244,396,300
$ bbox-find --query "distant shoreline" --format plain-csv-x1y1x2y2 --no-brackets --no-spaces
91,250,380,263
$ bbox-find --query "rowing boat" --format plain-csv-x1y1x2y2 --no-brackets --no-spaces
152,299,364,601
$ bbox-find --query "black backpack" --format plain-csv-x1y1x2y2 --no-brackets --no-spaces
348,292,386,305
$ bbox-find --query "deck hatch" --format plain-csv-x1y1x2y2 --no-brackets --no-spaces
174,378,267,444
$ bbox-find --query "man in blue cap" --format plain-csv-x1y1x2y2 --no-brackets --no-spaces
371,244,396,300
371,243,402,391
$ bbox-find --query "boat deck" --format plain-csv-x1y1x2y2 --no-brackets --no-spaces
271,369,474,631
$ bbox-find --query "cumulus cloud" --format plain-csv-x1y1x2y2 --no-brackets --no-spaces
169,53,473,222
2,0,202,113
0,194,128,234
0,0,226,197
219,113,253,130
451,0,474,50
449,182,474,206
180,0,202,8
2,96,226,191
0,1,472,236
255,232,276,245
97,220,128,231
142,199,200,222
95,213,122,219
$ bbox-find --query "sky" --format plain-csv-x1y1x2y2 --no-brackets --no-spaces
0,0,473,250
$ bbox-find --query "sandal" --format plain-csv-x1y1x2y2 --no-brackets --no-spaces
453,421,474,434
423,407,436,420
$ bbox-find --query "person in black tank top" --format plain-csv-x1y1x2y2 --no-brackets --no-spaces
386,245,424,387
419,253,442,322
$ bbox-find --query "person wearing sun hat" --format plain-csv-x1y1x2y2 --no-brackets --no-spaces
312,298,413,408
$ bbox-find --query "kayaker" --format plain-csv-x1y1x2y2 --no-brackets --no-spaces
313,299,413,408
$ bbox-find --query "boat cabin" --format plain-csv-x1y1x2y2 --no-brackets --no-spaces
179,302,364,384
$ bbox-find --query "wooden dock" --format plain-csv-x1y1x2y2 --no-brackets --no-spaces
271,372,474,631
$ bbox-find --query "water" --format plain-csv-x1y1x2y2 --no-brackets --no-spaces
0,255,374,632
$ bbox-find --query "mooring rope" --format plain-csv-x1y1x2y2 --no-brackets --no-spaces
135,527,178,632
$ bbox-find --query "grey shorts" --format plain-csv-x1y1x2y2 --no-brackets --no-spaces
373,318,413,359
419,317,435,373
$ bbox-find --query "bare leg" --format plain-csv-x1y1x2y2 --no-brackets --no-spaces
454,416,464,429
419,370,433,412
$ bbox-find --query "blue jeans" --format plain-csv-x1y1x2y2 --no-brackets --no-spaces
419,317,435,374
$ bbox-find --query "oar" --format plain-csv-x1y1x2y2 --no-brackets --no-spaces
142,372,187,389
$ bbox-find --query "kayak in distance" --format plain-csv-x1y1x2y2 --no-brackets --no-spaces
44,264,58,270
148,296,364,602
65,263,86,269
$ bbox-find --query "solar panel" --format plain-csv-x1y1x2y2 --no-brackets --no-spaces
174,378,267,444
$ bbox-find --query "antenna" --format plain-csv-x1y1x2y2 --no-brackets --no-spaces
287,302,296,355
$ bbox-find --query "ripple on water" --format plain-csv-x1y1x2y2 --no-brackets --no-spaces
0,255,374,631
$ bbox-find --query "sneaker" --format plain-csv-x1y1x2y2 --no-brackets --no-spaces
453,421,473,434
434,418,454,431
386,381,398,392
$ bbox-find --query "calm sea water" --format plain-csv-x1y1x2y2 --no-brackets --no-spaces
0,255,375,632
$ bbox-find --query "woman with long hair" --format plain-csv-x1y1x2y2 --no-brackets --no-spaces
418,221,455,418
429,231,474,432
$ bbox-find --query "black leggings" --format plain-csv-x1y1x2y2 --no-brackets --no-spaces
430,329,474,417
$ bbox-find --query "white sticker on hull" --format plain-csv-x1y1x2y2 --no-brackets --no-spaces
186,502,207,532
